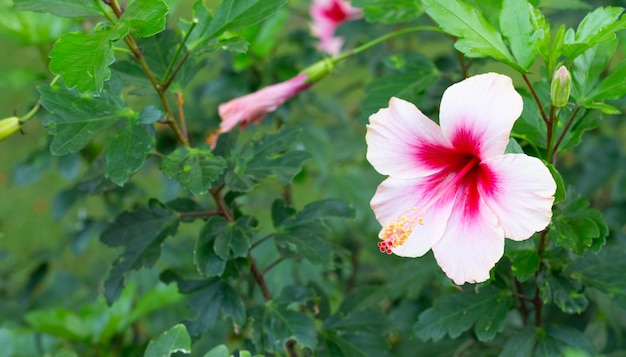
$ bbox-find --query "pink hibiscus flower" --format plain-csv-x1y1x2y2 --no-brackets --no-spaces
366,73,556,285
310,0,362,56
218,74,311,133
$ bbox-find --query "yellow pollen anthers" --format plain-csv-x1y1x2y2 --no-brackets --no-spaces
377,207,423,255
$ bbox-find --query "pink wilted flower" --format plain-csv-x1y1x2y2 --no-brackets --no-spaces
366,73,556,285
310,0,362,56
218,74,311,133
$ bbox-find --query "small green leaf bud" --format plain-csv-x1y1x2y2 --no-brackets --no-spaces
0,116,20,142
551,65,571,108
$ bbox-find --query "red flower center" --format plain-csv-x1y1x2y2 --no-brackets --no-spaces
322,1,349,22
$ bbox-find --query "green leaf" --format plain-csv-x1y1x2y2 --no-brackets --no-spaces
500,0,539,70
49,28,125,93
185,0,287,51
571,39,618,102
413,286,512,342
38,83,133,156
274,199,355,268
196,216,255,272
422,0,520,71
119,0,169,38
540,272,588,314
566,247,626,303
226,127,310,192
101,200,179,304
143,324,191,357
206,0,287,39
360,54,439,124
161,147,226,196
351,0,424,24
161,271,246,335
321,309,391,357
546,163,566,203
499,326,536,357
562,6,626,59
25,309,89,340
251,303,317,353
202,345,229,357
536,326,595,356
507,249,540,282
548,192,608,255
14,0,101,17
106,118,154,186
588,59,626,101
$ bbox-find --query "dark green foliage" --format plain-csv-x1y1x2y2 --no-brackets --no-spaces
101,200,179,304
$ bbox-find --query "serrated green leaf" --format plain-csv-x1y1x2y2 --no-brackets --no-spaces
413,286,512,342
197,216,255,264
49,28,125,93
351,0,423,24
38,84,133,156
566,247,626,301
360,54,439,123
120,0,169,38
562,6,626,59
161,271,246,335
161,147,226,196
422,0,520,71
571,39,618,102
321,309,391,357
206,0,287,40
500,0,538,70
101,200,179,304
540,273,588,314
588,59,626,101
106,118,154,186
548,192,607,255
14,0,100,17
536,326,595,356
252,304,317,353
274,199,355,268
226,127,311,192
143,324,191,357
185,0,286,52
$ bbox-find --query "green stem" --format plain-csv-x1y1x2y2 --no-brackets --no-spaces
94,0,118,24
545,105,556,164
162,19,198,86
113,46,133,54
332,26,443,64
552,106,581,157
522,74,549,123
18,75,61,122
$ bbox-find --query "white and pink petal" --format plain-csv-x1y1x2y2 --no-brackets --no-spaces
438,73,523,160
371,175,456,258
479,154,556,241
432,190,504,285
366,97,450,178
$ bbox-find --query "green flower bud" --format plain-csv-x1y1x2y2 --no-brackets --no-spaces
0,116,20,142
551,65,571,108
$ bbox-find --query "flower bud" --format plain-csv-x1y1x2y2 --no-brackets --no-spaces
551,66,571,108
0,116,20,142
